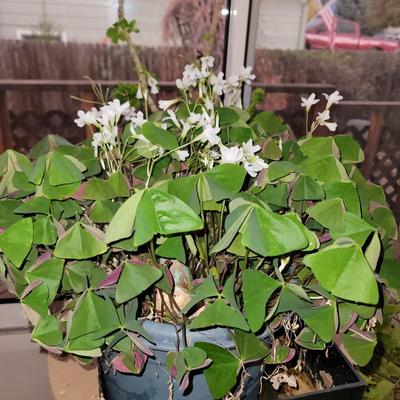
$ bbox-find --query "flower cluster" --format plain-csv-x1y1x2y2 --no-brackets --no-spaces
175,56,255,107
300,90,343,135
74,56,266,179
219,140,268,177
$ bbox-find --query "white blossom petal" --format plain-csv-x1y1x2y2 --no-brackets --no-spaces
301,93,319,111
219,144,244,164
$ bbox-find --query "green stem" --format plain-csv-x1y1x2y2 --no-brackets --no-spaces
243,248,250,270
149,239,158,266
218,200,226,241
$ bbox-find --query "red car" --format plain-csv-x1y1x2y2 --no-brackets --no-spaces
305,16,399,52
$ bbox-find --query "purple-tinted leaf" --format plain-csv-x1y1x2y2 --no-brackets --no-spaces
339,312,358,333
21,279,43,299
192,278,204,287
319,233,332,243
97,265,123,288
72,183,86,201
128,257,146,265
193,358,212,370
111,356,133,374
283,348,296,363
170,364,177,378
41,344,62,355
134,351,147,372
180,371,190,393
54,219,66,238
270,315,283,331
127,332,154,356
348,324,375,341
375,308,383,324
82,224,105,242
33,252,51,267
165,267,174,288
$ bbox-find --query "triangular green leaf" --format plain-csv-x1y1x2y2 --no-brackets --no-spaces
291,174,324,201
32,315,63,347
54,223,108,260
195,342,240,399
243,269,281,332
48,152,84,186
116,262,163,304
233,330,269,363
304,242,379,304
26,258,64,304
189,299,249,331
0,218,33,268
69,291,120,340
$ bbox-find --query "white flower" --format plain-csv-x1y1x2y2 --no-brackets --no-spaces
130,111,146,128
99,99,130,127
219,144,244,164
200,149,219,169
204,98,214,111
244,156,268,177
122,107,137,121
316,110,337,132
200,56,214,69
91,132,104,156
102,126,118,147
158,98,179,111
198,111,214,128
242,139,261,157
301,93,319,112
188,112,201,125
200,56,214,79
164,110,180,128
176,78,185,91
97,108,117,128
104,99,130,117
177,64,202,90
74,108,98,127
225,76,240,91
210,71,225,96
199,124,221,145
147,75,159,95
323,90,343,109
238,66,255,84
91,126,118,156
176,150,189,161
181,121,191,138
136,85,144,99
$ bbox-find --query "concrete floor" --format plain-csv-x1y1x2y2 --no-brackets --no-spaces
0,303,100,400
0,303,53,400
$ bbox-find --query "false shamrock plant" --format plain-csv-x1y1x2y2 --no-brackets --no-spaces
0,56,398,399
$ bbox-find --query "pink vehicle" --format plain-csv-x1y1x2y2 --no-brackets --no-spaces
305,16,399,52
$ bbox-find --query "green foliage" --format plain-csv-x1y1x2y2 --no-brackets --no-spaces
0,55,397,398
106,18,139,44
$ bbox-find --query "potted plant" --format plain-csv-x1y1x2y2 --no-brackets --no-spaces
0,41,399,400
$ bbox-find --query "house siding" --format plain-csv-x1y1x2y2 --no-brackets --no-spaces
0,0,169,44
257,0,308,49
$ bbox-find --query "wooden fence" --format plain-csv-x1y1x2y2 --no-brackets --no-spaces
0,39,398,221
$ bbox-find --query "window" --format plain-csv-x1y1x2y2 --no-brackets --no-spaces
306,16,327,33
336,20,356,35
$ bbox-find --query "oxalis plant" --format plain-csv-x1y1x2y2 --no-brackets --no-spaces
0,54,399,399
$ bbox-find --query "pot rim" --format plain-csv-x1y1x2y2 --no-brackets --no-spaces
139,319,271,352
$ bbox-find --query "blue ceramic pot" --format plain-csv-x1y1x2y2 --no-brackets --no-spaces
99,320,268,399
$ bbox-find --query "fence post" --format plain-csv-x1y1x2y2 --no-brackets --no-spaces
361,111,384,179
0,90,13,153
